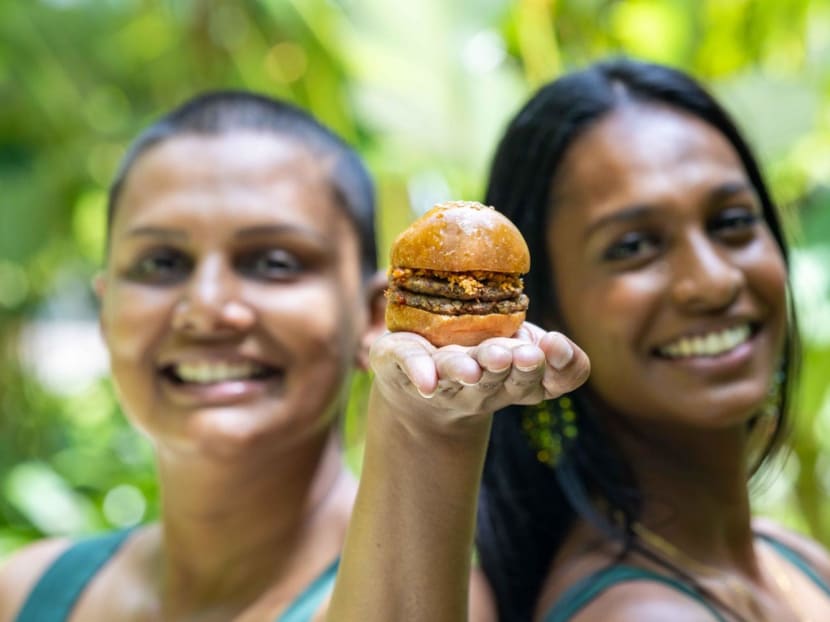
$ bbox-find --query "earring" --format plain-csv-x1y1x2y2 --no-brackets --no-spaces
522,394,578,467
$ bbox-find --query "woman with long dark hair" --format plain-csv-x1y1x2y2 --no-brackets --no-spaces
330,58,830,621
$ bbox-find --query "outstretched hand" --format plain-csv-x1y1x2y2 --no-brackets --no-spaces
329,323,588,622
369,322,590,428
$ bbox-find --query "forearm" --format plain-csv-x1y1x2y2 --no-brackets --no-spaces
328,386,492,622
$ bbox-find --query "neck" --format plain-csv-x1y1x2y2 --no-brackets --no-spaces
613,420,758,572
151,428,355,615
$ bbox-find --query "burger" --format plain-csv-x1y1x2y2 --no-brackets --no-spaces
385,200,530,347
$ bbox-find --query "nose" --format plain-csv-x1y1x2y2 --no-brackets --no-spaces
172,256,255,335
670,233,743,313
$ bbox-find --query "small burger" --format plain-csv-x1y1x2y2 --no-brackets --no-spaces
385,200,530,347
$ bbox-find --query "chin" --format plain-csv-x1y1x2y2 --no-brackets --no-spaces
181,406,330,461
671,389,771,430
175,423,273,463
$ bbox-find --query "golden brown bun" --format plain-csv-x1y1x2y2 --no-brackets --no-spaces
390,200,530,274
386,303,526,347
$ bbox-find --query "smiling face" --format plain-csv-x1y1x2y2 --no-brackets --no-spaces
98,132,380,457
547,104,787,429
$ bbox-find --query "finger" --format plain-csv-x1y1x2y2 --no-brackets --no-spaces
469,342,512,391
433,377,464,399
474,341,514,373
514,321,546,345
398,347,440,398
471,340,543,393
539,334,591,398
504,371,546,403
372,333,439,397
434,346,482,386
511,343,546,373
540,331,576,370
503,344,546,403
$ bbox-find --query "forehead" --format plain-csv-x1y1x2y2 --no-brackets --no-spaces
551,103,748,213
112,132,351,238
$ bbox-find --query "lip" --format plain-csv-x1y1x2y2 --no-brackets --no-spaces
160,375,283,407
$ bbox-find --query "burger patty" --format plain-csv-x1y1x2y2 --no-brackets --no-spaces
387,288,529,316
389,268,523,302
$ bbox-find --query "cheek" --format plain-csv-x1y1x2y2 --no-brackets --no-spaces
743,240,789,344
557,270,669,414
262,283,360,427
260,281,359,368
102,285,172,364
100,285,173,427
558,270,664,360
751,242,787,300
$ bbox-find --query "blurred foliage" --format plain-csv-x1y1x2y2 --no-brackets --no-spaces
1,0,830,559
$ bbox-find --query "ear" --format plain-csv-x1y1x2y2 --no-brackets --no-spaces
355,270,388,371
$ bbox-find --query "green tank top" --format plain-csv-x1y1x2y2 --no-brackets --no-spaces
14,529,339,622
543,533,830,621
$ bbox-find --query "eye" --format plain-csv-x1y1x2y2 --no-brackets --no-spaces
602,231,661,263
126,248,192,284
708,207,759,242
237,248,303,281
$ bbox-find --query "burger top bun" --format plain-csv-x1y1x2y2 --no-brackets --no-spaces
390,201,530,273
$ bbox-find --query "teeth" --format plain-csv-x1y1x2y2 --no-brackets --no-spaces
174,361,264,384
660,324,751,359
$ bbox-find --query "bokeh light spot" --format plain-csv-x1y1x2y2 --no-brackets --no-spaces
462,30,506,74
264,42,308,84
103,484,146,527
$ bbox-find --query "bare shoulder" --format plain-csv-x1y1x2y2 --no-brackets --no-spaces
0,537,71,622
753,516,830,581
469,566,497,622
566,580,723,622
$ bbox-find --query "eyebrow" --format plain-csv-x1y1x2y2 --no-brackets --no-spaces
235,224,329,244
125,226,188,240
123,224,328,243
583,181,757,240
584,204,655,240
707,180,755,203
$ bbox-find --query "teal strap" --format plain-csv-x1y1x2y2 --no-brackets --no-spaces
17,538,335,622
275,557,339,622
15,529,134,622
543,564,728,622
757,533,830,597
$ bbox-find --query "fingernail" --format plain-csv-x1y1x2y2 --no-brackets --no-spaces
550,340,574,370
458,380,477,387
417,387,436,399
516,363,539,372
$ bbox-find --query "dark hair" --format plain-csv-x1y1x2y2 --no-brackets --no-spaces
475,57,799,621
108,91,377,275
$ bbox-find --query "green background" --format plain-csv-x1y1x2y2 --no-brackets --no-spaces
1,0,830,557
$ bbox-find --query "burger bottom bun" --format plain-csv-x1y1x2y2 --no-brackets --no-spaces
386,304,526,347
